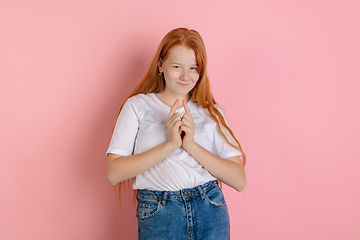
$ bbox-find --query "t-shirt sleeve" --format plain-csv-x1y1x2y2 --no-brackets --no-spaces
106,98,139,156
212,107,243,159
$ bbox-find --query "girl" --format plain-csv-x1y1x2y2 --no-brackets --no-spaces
106,28,246,240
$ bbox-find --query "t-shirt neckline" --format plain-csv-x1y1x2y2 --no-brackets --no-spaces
150,93,192,111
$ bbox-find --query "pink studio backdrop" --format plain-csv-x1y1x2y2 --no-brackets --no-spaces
1,1,359,239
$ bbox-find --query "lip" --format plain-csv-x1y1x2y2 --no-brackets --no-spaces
177,82,188,86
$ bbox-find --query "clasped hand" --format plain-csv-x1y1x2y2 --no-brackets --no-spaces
166,99,196,151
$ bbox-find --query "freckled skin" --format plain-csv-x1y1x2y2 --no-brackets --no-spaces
158,45,200,101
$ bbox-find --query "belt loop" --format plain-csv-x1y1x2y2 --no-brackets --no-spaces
161,191,168,205
197,185,206,200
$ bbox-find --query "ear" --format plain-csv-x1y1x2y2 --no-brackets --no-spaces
157,58,163,73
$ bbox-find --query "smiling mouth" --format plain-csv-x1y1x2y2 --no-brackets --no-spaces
178,82,188,86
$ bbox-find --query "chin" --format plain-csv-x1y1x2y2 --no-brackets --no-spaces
178,90,192,96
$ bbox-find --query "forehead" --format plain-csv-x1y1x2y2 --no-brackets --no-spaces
165,45,197,64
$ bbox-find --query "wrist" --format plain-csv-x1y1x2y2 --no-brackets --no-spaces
164,140,180,153
183,141,199,155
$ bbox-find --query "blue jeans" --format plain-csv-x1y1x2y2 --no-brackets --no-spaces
136,180,230,240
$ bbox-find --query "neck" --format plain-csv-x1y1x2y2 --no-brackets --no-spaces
155,92,190,109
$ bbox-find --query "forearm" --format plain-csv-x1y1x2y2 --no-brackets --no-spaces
106,141,177,185
186,143,246,191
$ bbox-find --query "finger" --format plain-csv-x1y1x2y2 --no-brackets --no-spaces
180,125,192,134
168,113,183,128
170,118,183,130
173,119,184,130
168,99,179,120
183,100,192,118
181,117,195,128
168,112,180,122
181,113,195,125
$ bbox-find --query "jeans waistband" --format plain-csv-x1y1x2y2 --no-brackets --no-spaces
137,180,218,201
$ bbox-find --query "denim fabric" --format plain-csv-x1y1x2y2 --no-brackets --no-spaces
136,180,230,240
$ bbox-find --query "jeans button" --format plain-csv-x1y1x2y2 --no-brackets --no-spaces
183,191,190,196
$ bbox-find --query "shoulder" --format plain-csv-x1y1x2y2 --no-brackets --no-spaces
124,93,163,117
189,102,226,119
188,101,206,115
199,103,226,118
121,94,149,114
127,93,151,102
125,93,155,107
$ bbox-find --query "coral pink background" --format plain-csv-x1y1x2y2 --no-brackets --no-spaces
1,1,359,239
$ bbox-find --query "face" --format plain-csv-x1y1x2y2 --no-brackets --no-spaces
158,45,200,97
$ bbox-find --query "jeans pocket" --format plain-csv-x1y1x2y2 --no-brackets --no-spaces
204,185,227,207
136,199,162,220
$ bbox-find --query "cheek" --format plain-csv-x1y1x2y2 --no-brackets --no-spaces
191,73,200,83
165,70,179,80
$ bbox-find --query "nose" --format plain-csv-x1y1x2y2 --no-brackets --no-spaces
180,69,190,81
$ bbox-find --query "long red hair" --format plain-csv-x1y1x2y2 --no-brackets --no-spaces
113,28,246,204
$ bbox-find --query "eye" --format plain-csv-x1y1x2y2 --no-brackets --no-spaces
173,65,180,69
191,67,198,71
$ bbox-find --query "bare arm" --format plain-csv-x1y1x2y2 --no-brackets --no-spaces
184,144,246,191
106,142,177,185
106,99,183,186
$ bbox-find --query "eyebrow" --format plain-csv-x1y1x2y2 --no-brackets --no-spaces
171,62,198,66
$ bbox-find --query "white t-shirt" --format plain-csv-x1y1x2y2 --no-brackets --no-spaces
106,93,242,191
